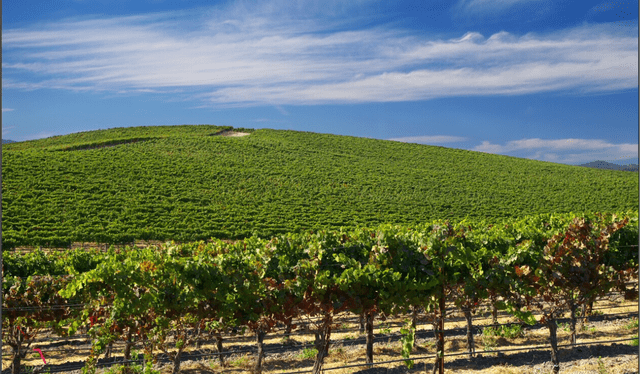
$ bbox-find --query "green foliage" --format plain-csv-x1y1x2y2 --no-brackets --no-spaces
558,322,570,332
582,325,597,333
4,247,106,277
2,125,637,248
597,356,608,374
378,323,392,335
228,354,250,367
400,320,416,369
624,318,638,346
330,347,345,355
482,324,524,339
23,367,51,374
510,214,634,328
299,348,319,360
624,318,638,330
481,334,498,353
102,349,155,374
480,324,525,355
103,365,143,374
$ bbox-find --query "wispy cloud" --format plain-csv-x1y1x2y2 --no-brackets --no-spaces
591,1,636,13
2,108,15,112
252,118,288,124
388,135,468,144
21,131,57,141
2,1,637,107
274,105,289,116
455,0,547,13
2,125,16,137
472,138,639,164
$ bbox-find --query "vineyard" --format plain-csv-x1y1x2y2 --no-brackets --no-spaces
2,125,639,248
2,212,638,374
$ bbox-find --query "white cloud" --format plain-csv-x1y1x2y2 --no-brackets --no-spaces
474,141,505,154
2,1,637,107
388,135,468,144
2,108,14,112
472,138,639,164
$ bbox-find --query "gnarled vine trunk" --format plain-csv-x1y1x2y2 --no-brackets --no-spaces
463,307,475,358
7,326,33,374
103,341,113,359
216,333,225,366
284,316,293,340
365,311,375,364
170,345,185,374
580,299,594,332
10,345,23,374
141,336,158,374
569,300,579,345
156,326,194,374
432,294,445,374
431,319,443,374
491,296,499,329
311,314,333,374
547,317,560,374
252,329,267,374
123,327,134,366
194,323,202,349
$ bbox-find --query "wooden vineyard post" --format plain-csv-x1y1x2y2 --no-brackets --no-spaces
439,242,445,374
438,286,445,374
432,244,445,374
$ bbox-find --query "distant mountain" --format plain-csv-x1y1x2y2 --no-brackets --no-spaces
2,139,16,144
578,160,639,172
621,164,639,172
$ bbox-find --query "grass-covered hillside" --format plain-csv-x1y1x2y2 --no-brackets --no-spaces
2,124,638,248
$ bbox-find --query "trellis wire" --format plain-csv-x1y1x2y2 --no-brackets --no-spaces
6,309,638,374
3,308,637,353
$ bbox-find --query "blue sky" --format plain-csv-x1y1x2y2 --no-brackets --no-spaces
2,0,638,166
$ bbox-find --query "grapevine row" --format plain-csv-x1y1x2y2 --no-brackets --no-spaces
3,211,638,374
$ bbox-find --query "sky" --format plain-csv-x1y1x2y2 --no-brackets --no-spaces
2,0,639,166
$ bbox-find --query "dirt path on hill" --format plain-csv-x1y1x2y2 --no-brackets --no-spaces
215,130,250,137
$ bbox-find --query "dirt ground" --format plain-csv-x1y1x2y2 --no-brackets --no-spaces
6,296,638,374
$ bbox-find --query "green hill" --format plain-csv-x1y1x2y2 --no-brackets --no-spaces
2,124,638,248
